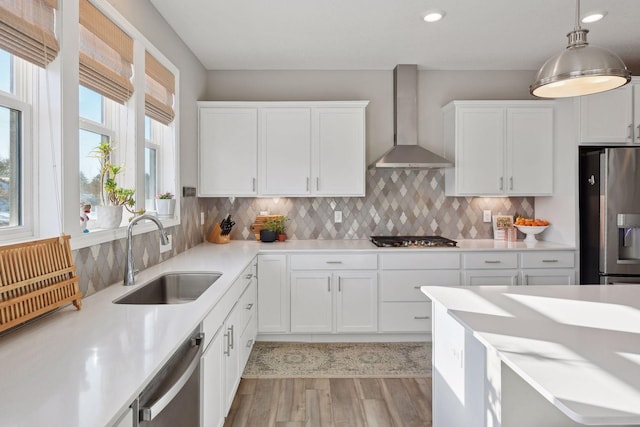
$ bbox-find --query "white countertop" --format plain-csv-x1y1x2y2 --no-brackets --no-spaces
421,284,640,425
0,241,259,427
0,238,575,427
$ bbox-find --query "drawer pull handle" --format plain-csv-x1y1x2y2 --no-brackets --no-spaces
414,286,422,290
484,260,501,264
326,261,343,264
245,303,254,310
328,277,331,292
414,316,430,320
542,259,558,263
245,274,253,279
246,339,254,348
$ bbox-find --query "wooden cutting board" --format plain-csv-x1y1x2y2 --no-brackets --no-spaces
250,214,284,240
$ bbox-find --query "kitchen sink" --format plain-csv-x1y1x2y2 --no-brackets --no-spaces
113,272,222,305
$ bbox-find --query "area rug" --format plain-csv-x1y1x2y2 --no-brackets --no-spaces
242,342,432,378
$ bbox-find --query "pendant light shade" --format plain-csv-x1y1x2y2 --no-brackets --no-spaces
530,1,631,98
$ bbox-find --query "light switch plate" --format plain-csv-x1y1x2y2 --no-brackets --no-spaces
483,210,492,223
200,212,205,225
334,211,343,223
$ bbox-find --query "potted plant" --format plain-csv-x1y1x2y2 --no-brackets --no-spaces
260,218,278,243
155,192,176,218
91,141,144,229
261,216,287,242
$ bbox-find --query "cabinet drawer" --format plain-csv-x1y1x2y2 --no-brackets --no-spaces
381,270,460,302
463,252,518,269
464,270,518,286
521,251,575,268
238,279,257,335
380,302,432,333
380,252,460,270
290,253,377,270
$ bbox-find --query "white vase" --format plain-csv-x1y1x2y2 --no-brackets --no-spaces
155,199,176,218
96,205,123,229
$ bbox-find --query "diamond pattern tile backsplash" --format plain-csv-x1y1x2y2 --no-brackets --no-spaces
72,170,534,298
202,169,535,241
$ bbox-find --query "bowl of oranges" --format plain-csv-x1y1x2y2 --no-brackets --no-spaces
514,217,550,243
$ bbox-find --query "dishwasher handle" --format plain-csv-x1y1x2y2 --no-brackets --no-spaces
140,332,204,422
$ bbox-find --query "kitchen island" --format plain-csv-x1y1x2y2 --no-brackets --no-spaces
422,284,640,426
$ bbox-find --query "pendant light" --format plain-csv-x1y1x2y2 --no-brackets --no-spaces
530,0,630,98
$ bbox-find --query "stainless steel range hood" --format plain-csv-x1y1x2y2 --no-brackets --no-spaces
370,64,452,169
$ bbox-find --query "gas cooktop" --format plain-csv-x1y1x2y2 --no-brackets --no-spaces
370,235,458,248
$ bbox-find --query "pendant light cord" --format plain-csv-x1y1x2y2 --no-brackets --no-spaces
574,0,581,30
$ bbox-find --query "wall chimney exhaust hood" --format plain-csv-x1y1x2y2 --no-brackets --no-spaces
370,64,452,169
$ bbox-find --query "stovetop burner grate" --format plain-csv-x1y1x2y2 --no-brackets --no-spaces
370,235,458,248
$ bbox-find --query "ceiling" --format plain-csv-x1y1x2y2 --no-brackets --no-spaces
149,0,640,73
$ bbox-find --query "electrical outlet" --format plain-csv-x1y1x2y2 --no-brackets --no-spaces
160,235,172,254
483,210,492,223
200,212,205,225
334,211,342,223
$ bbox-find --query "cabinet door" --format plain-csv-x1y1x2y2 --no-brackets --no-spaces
260,108,311,195
635,84,640,143
464,270,519,286
454,107,505,195
580,85,634,144
507,107,553,195
257,254,288,333
312,108,366,196
336,272,378,333
521,269,575,285
199,108,258,196
223,305,242,413
201,327,224,427
290,271,333,333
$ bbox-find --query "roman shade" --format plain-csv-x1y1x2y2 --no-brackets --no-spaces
0,0,59,68
79,0,133,104
145,51,175,125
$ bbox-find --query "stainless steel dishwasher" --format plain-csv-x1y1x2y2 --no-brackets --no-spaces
132,328,204,427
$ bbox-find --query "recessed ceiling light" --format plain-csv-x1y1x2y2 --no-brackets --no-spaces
423,10,445,23
582,11,607,23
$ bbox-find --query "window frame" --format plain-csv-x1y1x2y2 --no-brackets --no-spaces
0,91,34,242
0,0,181,249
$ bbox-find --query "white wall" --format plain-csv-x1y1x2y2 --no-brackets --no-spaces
106,0,208,189
206,69,538,164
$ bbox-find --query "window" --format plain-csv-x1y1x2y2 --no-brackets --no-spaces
0,50,33,240
144,117,157,212
0,104,21,227
0,50,12,93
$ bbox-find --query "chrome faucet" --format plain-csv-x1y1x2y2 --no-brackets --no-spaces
124,214,170,286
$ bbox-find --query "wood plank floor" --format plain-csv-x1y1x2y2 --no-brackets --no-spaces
223,377,432,427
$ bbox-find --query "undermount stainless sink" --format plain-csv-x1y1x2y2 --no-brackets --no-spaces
113,272,222,305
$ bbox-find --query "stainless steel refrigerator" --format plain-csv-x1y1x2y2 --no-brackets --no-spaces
579,147,640,284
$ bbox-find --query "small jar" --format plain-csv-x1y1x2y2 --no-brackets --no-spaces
504,227,517,242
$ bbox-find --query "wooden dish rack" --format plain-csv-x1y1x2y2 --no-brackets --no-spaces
0,235,82,333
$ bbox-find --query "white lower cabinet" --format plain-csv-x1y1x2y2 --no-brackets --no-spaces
520,251,575,285
112,408,133,427
257,254,288,333
200,258,257,426
201,326,224,427
463,252,519,285
289,254,378,334
380,253,461,333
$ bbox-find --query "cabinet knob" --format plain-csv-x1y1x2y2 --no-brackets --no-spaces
245,303,254,310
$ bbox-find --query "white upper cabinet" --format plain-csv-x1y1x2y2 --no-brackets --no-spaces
313,107,367,196
260,108,311,196
198,106,258,196
443,101,554,197
579,79,640,144
198,101,368,197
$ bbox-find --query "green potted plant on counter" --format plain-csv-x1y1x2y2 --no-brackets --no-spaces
261,216,288,242
91,141,144,229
